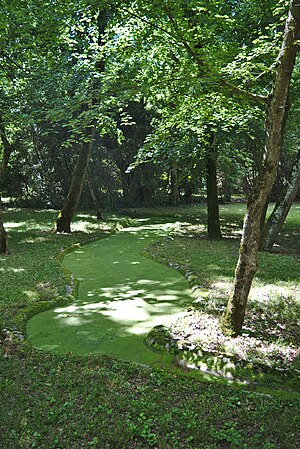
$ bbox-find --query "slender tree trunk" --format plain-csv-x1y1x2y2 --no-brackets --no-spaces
0,114,13,254
222,1,300,336
56,6,109,232
260,150,300,251
56,128,96,233
0,200,8,254
206,144,222,240
0,115,13,172
86,165,103,220
170,161,179,206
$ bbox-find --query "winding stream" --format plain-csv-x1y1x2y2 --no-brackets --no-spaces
27,218,194,365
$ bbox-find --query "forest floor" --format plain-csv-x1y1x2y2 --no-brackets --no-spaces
0,204,299,449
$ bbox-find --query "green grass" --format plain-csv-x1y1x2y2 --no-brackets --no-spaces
142,204,300,389
1,205,300,448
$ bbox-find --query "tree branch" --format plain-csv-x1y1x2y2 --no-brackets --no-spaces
121,8,175,41
163,6,269,103
218,78,270,104
123,5,270,105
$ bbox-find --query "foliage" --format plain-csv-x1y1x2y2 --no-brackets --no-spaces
1,0,294,209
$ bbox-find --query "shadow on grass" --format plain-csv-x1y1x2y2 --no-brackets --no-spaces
144,323,300,394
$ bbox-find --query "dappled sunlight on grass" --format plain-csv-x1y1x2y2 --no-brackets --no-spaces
0,267,25,273
5,222,27,229
140,205,299,383
70,220,111,233
22,236,52,244
169,309,300,376
27,218,195,362
48,277,192,339
3,205,299,390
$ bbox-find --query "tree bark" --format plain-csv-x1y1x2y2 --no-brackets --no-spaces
260,150,300,251
86,165,103,220
0,201,8,254
206,144,222,240
0,114,14,173
170,160,179,206
0,114,13,253
222,1,300,336
56,128,96,233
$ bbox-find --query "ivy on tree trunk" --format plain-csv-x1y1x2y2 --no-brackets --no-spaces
222,0,300,336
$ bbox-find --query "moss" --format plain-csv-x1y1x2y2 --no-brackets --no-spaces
144,325,178,354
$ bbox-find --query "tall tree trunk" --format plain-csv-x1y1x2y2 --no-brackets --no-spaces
0,115,13,172
206,144,222,240
56,128,96,233
170,161,179,206
56,6,108,232
0,114,13,254
222,1,300,336
260,150,300,251
86,165,103,220
0,201,8,254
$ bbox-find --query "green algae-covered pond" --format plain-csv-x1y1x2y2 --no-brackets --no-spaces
27,219,194,366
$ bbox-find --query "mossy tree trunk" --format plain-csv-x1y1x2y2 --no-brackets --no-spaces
222,1,300,336
260,150,300,251
56,128,96,233
206,141,222,240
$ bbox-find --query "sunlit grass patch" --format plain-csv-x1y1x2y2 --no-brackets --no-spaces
143,203,300,387
0,208,116,333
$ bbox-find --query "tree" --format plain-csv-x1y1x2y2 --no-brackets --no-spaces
55,6,110,232
260,149,300,251
56,126,96,232
106,0,274,234
0,114,14,253
206,134,222,240
223,0,300,335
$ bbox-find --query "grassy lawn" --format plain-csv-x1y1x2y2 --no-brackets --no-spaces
1,205,300,449
142,204,300,391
